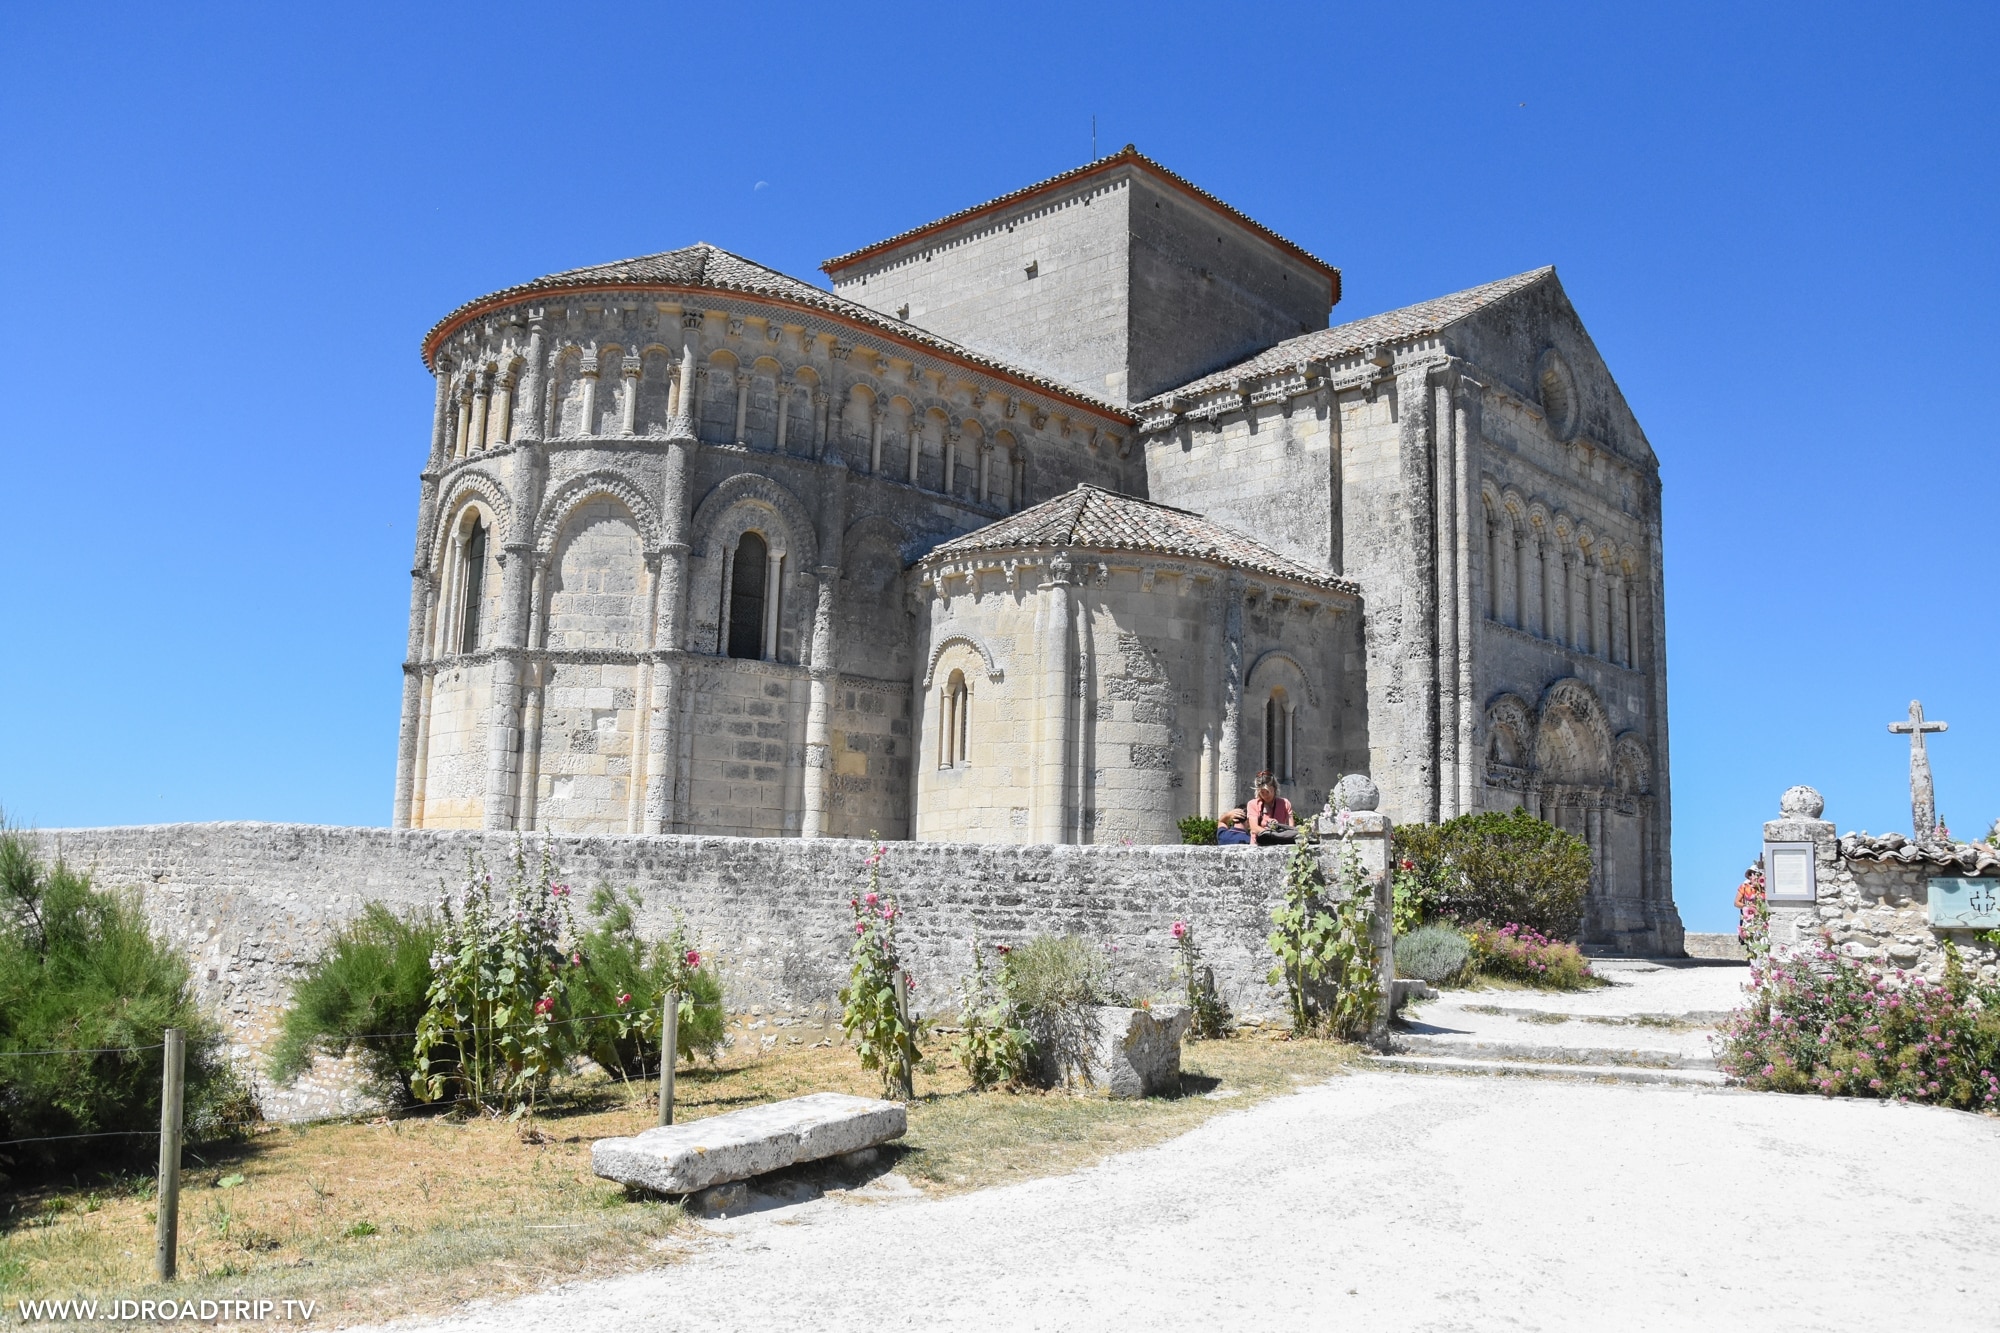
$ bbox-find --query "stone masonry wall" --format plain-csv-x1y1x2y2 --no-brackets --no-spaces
32,823,1308,1122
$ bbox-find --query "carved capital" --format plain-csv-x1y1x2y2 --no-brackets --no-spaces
830,342,852,361
727,317,746,338
681,310,704,329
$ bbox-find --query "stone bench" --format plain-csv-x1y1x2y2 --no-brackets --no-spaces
591,1092,907,1196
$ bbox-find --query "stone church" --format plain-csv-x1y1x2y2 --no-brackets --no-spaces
393,148,1681,953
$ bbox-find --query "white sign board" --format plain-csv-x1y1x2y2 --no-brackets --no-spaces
1765,841,1818,902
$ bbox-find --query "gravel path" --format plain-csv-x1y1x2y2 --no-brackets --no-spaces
381,1071,1999,1333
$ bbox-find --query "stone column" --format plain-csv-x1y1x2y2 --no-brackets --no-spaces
1216,573,1245,815
1035,553,1078,844
1395,366,1439,824
943,428,959,494
1453,385,1479,819
907,415,923,484
776,379,792,453
619,353,641,435
733,367,750,446
517,314,546,443
482,538,533,829
811,389,829,460
488,367,515,447
428,358,454,465
1433,381,1459,817
646,344,699,833
392,475,440,829
978,442,992,505
869,403,883,474
578,352,600,436
801,465,849,838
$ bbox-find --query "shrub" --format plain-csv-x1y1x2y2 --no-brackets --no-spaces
572,888,726,1080
1394,809,1591,941
0,830,248,1177
1170,920,1231,1037
950,937,1030,1090
1716,938,2000,1109
1266,829,1377,1038
1000,935,1108,1088
413,851,581,1114
1468,922,1597,990
839,840,922,1099
1177,816,1218,846
1395,924,1472,986
270,904,438,1104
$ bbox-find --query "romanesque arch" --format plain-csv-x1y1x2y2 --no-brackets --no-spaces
686,472,817,658
1246,649,1319,707
534,470,663,556
689,473,818,567
1535,678,1613,786
1484,692,1535,773
1614,732,1653,796
922,632,1004,689
430,470,514,571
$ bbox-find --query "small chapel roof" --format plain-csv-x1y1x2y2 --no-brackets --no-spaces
1140,267,1557,408
923,485,1359,595
421,242,1131,420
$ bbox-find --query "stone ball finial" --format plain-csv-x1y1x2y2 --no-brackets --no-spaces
1332,774,1380,813
1779,785,1825,819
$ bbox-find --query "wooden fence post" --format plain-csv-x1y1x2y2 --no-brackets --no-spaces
890,972,915,1101
658,990,679,1127
154,1027,184,1282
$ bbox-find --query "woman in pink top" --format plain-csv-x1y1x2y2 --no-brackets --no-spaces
1246,774,1295,844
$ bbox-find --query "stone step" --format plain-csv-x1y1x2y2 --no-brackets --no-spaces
1360,1053,1729,1088
1391,1033,1719,1071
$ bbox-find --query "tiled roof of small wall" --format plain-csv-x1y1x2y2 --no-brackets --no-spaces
1140,267,1556,409
1840,832,2000,876
923,485,1358,594
819,146,1339,286
422,243,1132,420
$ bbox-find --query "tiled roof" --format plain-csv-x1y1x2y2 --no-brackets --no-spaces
820,146,1339,289
1840,832,2000,876
421,243,1131,420
1141,267,1555,408
923,485,1358,594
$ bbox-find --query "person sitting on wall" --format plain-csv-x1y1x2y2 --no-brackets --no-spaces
1246,774,1297,845
1216,809,1252,845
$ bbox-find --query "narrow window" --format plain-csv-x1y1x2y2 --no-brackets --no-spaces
459,518,487,654
727,532,768,660
940,669,969,767
1264,689,1294,784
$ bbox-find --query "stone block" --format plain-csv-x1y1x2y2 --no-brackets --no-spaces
1085,1004,1190,1098
590,1092,907,1195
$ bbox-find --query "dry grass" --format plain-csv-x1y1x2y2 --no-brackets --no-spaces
1,1025,1354,1324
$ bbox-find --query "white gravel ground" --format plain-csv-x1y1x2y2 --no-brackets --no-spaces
382,1071,2000,1333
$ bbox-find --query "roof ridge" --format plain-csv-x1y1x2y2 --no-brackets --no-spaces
1139,265,1558,410
818,146,1338,287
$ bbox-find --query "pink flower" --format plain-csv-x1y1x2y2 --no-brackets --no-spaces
534,996,555,1017
865,892,879,906
1171,921,1188,941
617,992,631,1007
854,922,866,935
685,949,702,969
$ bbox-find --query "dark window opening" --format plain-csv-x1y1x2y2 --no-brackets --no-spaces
459,519,487,654
727,532,768,660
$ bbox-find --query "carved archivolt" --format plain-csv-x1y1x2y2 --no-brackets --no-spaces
533,470,663,555
1535,677,1614,785
689,472,819,568
431,470,514,570
1614,732,1653,795
923,633,1003,688
1485,692,1536,769
1246,648,1320,708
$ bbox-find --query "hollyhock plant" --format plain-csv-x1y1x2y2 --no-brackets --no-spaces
839,838,923,1098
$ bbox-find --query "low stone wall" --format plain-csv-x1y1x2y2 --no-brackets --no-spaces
1760,788,2000,984
32,823,1305,1121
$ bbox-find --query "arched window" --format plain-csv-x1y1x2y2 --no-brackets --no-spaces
1263,689,1294,784
939,669,969,767
458,517,488,654
726,531,770,660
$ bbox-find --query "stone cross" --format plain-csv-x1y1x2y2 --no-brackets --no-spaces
1888,699,1948,840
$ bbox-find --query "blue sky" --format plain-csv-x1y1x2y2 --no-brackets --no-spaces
1,2,1993,933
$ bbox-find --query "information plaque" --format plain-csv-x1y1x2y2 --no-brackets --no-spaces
1928,878,2000,930
1764,841,1818,902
